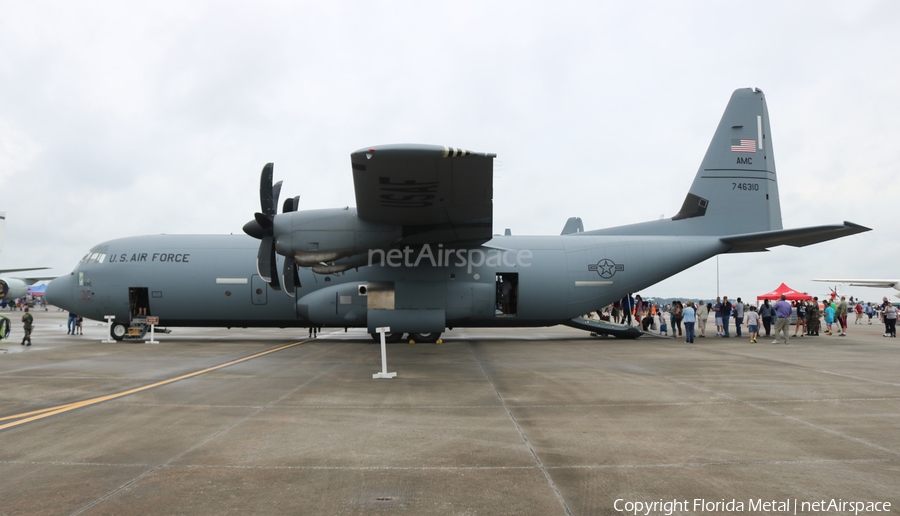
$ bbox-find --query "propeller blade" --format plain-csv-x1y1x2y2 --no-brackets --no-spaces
272,180,283,213
282,255,301,296
260,163,275,217
268,244,281,291
256,235,281,290
282,195,299,214
254,212,273,230
257,236,274,282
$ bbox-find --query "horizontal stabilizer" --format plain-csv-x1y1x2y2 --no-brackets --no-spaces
721,221,870,253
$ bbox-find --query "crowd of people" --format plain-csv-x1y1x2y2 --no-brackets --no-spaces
595,293,900,344
1,296,48,311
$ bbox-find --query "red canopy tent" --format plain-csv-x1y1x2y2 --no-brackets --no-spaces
757,283,813,302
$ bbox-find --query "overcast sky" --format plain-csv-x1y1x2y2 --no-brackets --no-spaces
1,1,898,304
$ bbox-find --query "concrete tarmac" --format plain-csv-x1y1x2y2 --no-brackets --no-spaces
0,309,898,515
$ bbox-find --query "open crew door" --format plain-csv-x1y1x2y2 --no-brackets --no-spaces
129,287,150,318
495,273,518,316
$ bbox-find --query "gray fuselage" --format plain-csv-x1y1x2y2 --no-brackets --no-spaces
46,233,728,330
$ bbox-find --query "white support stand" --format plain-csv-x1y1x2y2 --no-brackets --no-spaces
372,326,397,379
145,316,160,344
102,315,116,343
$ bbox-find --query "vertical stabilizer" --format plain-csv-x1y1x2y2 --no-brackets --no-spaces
673,88,782,234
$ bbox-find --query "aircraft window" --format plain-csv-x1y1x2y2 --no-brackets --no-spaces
80,252,107,264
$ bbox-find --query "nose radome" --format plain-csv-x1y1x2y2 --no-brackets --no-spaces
45,274,75,310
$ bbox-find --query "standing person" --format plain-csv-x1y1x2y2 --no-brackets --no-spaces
733,298,745,337
884,303,897,338
721,296,733,338
611,302,620,324
696,300,709,338
634,295,645,324
622,294,635,326
854,302,863,324
683,301,696,343
67,311,77,335
673,301,684,337
669,301,682,338
824,302,835,335
75,315,83,335
836,296,849,336
807,297,821,336
499,277,512,314
772,294,792,345
21,307,33,346
745,305,760,343
759,299,774,337
865,302,875,325
713,297,723,336
793,300,807,337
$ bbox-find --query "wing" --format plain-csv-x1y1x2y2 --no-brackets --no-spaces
812,279,900,290
0,267,50,274
351,144,495,245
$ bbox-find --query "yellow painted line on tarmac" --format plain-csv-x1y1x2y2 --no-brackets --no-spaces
0,339,312,431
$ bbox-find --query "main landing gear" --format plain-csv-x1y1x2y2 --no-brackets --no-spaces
368,332,442,344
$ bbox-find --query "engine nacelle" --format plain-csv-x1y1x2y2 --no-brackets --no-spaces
0,277,29,300
296,282,368,326
273,208,400,266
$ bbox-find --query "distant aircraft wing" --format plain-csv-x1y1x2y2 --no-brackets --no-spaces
351,144,495,245
812,279,900,289
0,267,50,274
720,221,870,253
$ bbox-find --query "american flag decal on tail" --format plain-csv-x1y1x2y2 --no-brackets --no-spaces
731,139,756,153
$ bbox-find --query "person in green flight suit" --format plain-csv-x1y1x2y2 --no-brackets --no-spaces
21,307,33,346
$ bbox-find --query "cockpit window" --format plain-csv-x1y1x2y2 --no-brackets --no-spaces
81,252,107,264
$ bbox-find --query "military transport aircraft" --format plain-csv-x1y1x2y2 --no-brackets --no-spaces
46,88,870,342
0,211,52,300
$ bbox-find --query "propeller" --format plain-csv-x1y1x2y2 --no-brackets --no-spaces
242,163,282,291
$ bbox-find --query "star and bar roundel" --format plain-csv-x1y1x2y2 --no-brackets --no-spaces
588,259,625,279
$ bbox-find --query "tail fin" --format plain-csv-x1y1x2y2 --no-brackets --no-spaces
587,88,782,237
671,87,782,234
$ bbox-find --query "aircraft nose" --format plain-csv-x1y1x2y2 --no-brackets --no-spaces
45,273,76,310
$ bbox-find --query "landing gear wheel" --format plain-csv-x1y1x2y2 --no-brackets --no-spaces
370,332,405,343
111,323,127,341
409,332,441,343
